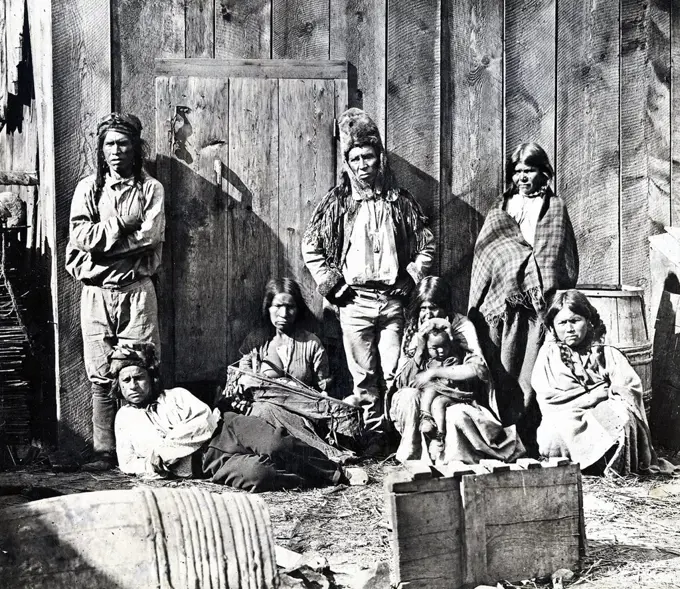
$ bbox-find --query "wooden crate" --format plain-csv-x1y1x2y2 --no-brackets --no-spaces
385,458,586,589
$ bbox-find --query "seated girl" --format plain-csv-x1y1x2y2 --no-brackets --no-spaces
391,302,524,464
114,344,349,491
228,277,361,462
531,289,678,475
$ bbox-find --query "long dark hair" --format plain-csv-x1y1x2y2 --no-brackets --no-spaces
261,277,310,330
94,132,149,200
505,142,554,193
402,277,453,356
545,289,607,380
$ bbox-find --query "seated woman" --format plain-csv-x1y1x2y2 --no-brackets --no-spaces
113,344,348,491
230,277,361,462
390,277,524,465
532,289,678,475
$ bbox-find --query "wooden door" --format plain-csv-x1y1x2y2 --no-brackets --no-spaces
155,59,348,385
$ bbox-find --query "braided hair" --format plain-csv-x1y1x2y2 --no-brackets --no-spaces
545,290,607,385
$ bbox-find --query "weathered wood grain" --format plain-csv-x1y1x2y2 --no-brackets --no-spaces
505,0,556,161
0,0,6,124
215,0,271,59
154,76,175,386
113,0,184,157
277,78,336,319
52,0,111,448
155,59,347,79
621,0,653,296
672,0,680,224
461,474,487,586
387,483,464,589
168,76,230,382
556,0,620,285
272,0,329,59
647,0,671,234
0,171,39,185
443,0,503,311
226,78,279,364
386,0,441,265
330,0,387,139
186,0,214,58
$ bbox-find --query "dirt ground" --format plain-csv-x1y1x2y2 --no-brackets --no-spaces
0,458,679,588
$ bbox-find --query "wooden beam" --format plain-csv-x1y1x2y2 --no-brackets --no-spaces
0,171,39,186
52,0,112,450
155,58,347,79
556,0,620,285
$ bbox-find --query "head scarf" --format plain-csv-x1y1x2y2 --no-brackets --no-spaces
109,343,158,378
337,108,392,201
97,112,143,139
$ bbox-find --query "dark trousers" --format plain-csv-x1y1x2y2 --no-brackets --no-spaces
201,413,343,492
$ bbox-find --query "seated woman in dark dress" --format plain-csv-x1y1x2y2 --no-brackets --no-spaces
227,277,362,463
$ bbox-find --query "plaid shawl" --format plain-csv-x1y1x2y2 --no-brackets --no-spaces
468,190,578,325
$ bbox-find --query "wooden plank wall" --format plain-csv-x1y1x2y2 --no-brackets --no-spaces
14,0,680,443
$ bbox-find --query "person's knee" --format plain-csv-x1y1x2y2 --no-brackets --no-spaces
227,457,278,492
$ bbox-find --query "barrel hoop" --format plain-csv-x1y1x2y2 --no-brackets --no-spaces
142,489,173,589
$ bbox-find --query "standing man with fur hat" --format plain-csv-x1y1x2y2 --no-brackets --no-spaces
302,108,435,455
66,113,165,471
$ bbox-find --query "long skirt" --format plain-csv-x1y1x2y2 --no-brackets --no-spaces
389,387,525,465
201,412,344,492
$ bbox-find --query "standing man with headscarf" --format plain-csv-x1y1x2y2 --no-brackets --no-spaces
302,108,435,455
66,113,165,471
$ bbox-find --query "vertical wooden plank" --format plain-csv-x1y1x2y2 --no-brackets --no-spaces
505,0,556,161
168,76,230,382
330,0,387,139
0,0,6,124
154,76,175,386
461,475,488,586
621,0,669,310
443,0,503,311
556,0,620,285
186,0,215,58
52,0,111,449
648,0,672,233
226,78,279,363
112,0,185,158
386,0,441,265
672,0,680,224
278,78,335,319
272,0,330,59
215,0,271,59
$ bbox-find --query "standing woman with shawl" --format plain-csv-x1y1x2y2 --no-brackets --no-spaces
468,143,578,453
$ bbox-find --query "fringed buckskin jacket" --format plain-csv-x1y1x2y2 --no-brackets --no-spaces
301,175,435,298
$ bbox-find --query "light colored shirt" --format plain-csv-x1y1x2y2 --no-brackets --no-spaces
66,170,165,287
115,387,219,478
342,199,399,285
505,193,543,246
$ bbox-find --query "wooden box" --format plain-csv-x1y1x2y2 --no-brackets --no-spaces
385,458,586,589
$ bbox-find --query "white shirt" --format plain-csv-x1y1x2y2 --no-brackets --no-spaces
505,193,543,246
342,199,399,285
115,387,219,478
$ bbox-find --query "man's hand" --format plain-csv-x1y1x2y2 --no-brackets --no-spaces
414,368,439,389
120,214,143,234
148,450,172,477
331,283,356,307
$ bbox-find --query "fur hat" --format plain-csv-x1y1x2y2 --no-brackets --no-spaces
338,108,383,160
109,343,158,378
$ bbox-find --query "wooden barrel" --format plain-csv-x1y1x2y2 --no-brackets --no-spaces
557,286,653,416
0,487,278,589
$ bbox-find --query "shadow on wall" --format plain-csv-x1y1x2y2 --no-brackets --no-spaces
651,273,680,450
387,151,490,314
